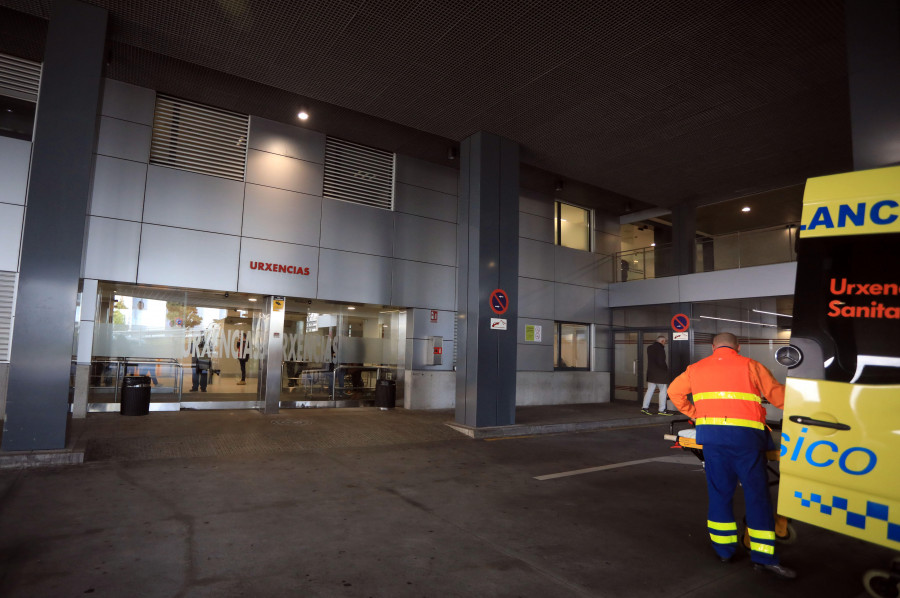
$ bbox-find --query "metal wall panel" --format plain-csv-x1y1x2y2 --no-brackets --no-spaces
137,224,240,291
555,245,600,287
393,259,455,311
245,149,324,196
320,198,393,257
100,78,155,125
0,204,24,272
82,216,140,281
595,231,620,257
95,116,151,163
594,211,621,235
237,237,318,297
89,155,147,221
408,307,455,340
395,154,458,196
516,343,553,371
519,238,554,282
0,137,31,206
317,248,391,305
393,213,456,266
144,164,245,235
608,275,682,307
518,276,554,319
248,116,326,164
409,338,454,371
555,282,594,322
394,182,457,223
242,183,322,246
519,188,554,218
519,211,553,243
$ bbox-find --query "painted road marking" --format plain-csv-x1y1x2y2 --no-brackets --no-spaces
535,454,696,480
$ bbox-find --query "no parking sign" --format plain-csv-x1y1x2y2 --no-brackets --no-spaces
671,313,690,332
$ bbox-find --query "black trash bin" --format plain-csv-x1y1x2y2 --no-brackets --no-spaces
374,379,396,410
121,375,151,416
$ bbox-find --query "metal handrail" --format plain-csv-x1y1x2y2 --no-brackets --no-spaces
89,357,183,401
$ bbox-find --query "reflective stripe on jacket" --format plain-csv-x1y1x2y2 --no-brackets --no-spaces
667,347,785,445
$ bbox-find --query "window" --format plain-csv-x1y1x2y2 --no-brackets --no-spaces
554,322,591,370
554,201,592,251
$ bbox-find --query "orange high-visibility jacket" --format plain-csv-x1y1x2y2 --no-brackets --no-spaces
668,347,785,432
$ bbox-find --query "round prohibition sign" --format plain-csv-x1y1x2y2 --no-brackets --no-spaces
671,313,690,332
490,289,509,315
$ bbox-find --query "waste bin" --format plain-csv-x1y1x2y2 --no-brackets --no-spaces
121,375,151,416
374,379,396,410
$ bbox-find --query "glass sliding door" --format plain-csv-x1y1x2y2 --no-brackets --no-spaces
613,331,639,400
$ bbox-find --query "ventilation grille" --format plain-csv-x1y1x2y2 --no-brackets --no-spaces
150,95,249,181
0,53,41,102
323,137,395,210
0,271,17,362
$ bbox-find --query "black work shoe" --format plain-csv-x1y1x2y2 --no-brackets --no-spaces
753,563,797,579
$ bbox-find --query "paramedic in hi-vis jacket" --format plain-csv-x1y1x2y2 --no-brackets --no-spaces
667,332,796,580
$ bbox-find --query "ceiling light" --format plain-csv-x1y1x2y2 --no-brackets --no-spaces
297,110,309,121
651,243,656,247
348,306,356,310
248,298,257,302
699,315,776,327
752,308,792,318
741,206,751,212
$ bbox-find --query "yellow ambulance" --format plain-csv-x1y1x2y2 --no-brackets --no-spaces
777,165,900,595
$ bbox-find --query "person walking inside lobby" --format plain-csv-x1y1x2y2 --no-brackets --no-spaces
235,332,249,386
641,335,672,415
667,332,795,580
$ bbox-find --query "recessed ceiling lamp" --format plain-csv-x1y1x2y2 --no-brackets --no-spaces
742,206,751,212
651,243,656,247
297,110,309,121
347,306,356,310
248,298,258,302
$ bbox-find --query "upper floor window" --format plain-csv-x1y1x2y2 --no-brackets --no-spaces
554,201,592,251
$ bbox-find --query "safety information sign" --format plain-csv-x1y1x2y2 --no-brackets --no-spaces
490,318,508,330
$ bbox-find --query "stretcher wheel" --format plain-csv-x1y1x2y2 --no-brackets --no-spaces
863,569,900,598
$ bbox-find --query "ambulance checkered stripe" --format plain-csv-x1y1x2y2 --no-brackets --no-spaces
793,491,900,544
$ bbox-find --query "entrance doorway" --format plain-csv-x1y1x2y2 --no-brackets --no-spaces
612,329,671,403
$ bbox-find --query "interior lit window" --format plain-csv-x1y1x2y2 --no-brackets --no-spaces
554,201,592,251
554,322,591,370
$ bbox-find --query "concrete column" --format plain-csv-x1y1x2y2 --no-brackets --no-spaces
2,0,107,451
72,279,99,418
846,0,900,170
670,204,696,276
258,296,285,414
455,132,519,427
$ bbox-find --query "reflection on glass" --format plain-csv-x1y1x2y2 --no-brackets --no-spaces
555,201,591,251
555,322,590,369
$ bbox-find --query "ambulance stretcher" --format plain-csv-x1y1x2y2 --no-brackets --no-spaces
663,417,797,547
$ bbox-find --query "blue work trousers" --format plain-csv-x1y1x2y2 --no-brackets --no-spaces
703,443,778,565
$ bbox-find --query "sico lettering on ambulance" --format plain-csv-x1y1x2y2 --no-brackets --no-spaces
781,427,877,476
800,200,898,231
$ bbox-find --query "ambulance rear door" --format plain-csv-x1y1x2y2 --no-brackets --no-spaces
777,165,900,551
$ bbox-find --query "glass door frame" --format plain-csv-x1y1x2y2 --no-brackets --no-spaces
610,327,673,402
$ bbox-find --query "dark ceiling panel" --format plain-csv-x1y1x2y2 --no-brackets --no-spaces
0,0,852,213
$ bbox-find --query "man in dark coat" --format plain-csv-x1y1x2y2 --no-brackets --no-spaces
641,335,671,415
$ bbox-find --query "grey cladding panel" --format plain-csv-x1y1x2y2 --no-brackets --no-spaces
555,246,600,288
595,231,620,256
249,116,326,164
246,149,324,195
410,338,454,371
317,248,391,305
90,155,147,221
96,116,151,163
519,238,554,281
82,216,140,282
144,165,245,235
0,204,24,272
555,283,594,322
0,137,31,206
519,277,554,319
101,79,155,125
395,155,458,196
394,213,456,266
320,198,393,257
392,259,455,311
408,307,455,340
394,182,457,223
242,184,322,246
138,224,240,291
519,189,554,218
517,343,554,372
519,211,553,243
